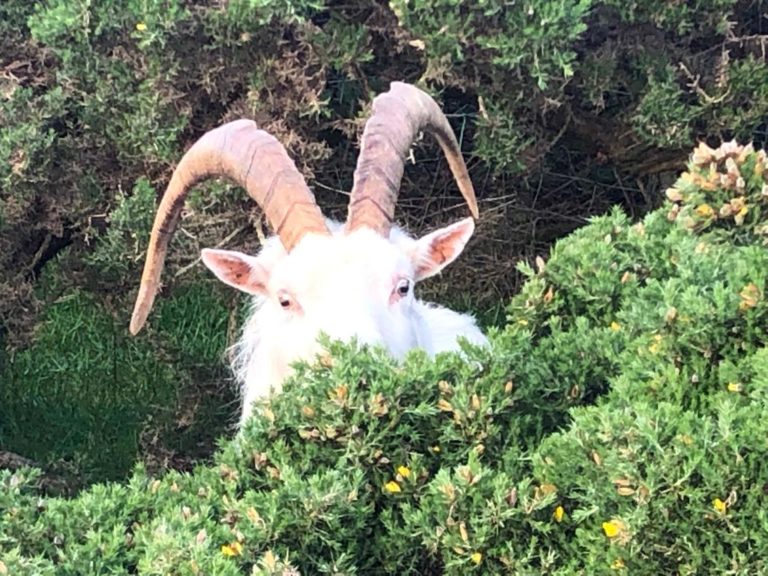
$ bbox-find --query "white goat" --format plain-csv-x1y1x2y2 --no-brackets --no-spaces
130,82,488,427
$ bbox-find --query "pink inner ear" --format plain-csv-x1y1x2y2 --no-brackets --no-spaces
413,219,474,280
201,249,268,295
219,255,252,284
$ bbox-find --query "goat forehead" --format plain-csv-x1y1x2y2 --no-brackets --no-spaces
274,232,410,293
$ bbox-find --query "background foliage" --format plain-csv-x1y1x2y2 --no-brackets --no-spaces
1,0,767,489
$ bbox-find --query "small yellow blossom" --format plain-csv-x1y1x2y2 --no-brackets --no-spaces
554,505,565,522
610,321,621,331
221,541,243,557
397,465,411,478
470,552,482,565
518,319,529,326
695,203,715,218
431,445,441,453
611,558,626,569
734,204,749,226
727,382,742,393
135,22,147,31
384,481,401,494
713,498,727,514
602,519,625,538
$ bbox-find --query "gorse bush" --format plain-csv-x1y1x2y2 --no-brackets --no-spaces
2,141,767,574
2,0,768,555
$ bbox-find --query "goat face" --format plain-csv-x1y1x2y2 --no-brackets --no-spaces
200,217,475,368
129,82,484,427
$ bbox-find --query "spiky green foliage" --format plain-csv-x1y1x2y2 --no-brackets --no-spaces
2,142,768,574
2,0,768,524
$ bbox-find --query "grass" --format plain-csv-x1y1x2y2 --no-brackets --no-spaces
0,274,237,486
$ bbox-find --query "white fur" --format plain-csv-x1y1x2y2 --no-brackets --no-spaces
207,220,488,428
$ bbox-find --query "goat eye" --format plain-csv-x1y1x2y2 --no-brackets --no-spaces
396,278,411,297
277,292,292,309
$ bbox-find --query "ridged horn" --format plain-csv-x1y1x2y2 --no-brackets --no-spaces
345,81,479,235
129,119,330,335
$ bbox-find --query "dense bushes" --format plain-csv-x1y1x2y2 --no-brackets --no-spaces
2,141,767,573
2,0,768,501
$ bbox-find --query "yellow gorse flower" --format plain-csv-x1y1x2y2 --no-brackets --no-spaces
695,203,715,218
553,505,564,522
135,22,147,31
610,321,621,331
470,552,482,565
602,519,625,538
713,498,727,514
384,481,401,494
397,465,411,478
221,541,242,557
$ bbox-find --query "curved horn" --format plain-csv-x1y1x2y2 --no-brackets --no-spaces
345,82,479,235
129,119,330,335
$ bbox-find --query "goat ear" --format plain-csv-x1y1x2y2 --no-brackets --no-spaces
200,248,269,295
410,217,475,281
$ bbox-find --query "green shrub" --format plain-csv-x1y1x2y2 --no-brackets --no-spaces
2,140,768,573
603,0,736,35
85,178,158,279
